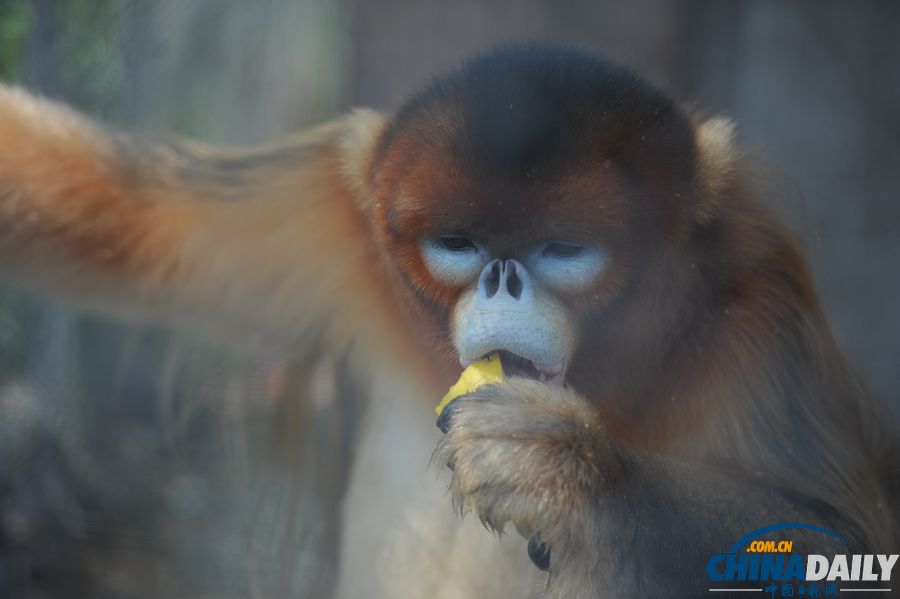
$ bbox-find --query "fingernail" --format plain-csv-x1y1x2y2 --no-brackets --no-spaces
435,397,460,433
527,532,550,571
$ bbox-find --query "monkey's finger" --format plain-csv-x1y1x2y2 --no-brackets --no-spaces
436,397,462,433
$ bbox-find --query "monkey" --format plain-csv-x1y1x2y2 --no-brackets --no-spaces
0,42,897,598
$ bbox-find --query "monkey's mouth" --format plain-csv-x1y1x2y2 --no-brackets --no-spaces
461,350,566,386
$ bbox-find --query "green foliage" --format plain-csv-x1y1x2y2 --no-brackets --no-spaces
55,0,125,119
0,0,33,79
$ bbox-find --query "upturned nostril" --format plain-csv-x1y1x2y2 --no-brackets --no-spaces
505,260,523,299
483,259,502,298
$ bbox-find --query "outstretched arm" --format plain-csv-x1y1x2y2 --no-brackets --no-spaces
436,380,852,598
0,84,410,362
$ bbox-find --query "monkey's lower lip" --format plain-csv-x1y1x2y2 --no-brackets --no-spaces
459,350,566,385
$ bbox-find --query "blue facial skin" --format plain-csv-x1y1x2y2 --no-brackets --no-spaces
420,236,607,291
523,242,608,293
419,237,487,285
421,235,608,371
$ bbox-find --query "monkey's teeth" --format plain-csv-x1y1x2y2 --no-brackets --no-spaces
548,371,565,386
535,360,565,376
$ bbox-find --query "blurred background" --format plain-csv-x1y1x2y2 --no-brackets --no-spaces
0,1,897,597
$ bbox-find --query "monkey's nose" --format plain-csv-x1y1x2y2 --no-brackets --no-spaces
479,259,529,300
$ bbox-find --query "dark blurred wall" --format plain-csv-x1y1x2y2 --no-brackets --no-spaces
680,1,900,409
349,0,681,107
350,0,900,410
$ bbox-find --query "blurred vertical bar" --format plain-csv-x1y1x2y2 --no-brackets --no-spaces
0,1,352,597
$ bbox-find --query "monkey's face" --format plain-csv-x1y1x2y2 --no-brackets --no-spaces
370,137,683,389
369,49,697,388
371,146,635,386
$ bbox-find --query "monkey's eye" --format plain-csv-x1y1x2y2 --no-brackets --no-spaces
439,236,478,252
420,236,486,285
542,241,584,259
527,242,608,293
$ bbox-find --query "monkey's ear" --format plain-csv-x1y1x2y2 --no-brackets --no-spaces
0,84,426,373
693,117,738,224
338,108,386,210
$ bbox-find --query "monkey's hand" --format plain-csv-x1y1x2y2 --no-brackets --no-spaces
434,379,622,554
436,380,861,596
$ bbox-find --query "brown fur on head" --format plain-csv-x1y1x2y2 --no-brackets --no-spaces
365,45,741,394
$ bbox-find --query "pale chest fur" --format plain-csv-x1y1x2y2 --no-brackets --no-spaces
335,373,546,599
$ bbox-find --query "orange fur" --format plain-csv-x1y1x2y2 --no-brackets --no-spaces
0,85,431,386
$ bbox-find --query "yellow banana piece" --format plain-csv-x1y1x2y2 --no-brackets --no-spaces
435,353,505,416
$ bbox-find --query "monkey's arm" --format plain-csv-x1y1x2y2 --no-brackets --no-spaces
436,380,851,598
0,84,407,359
